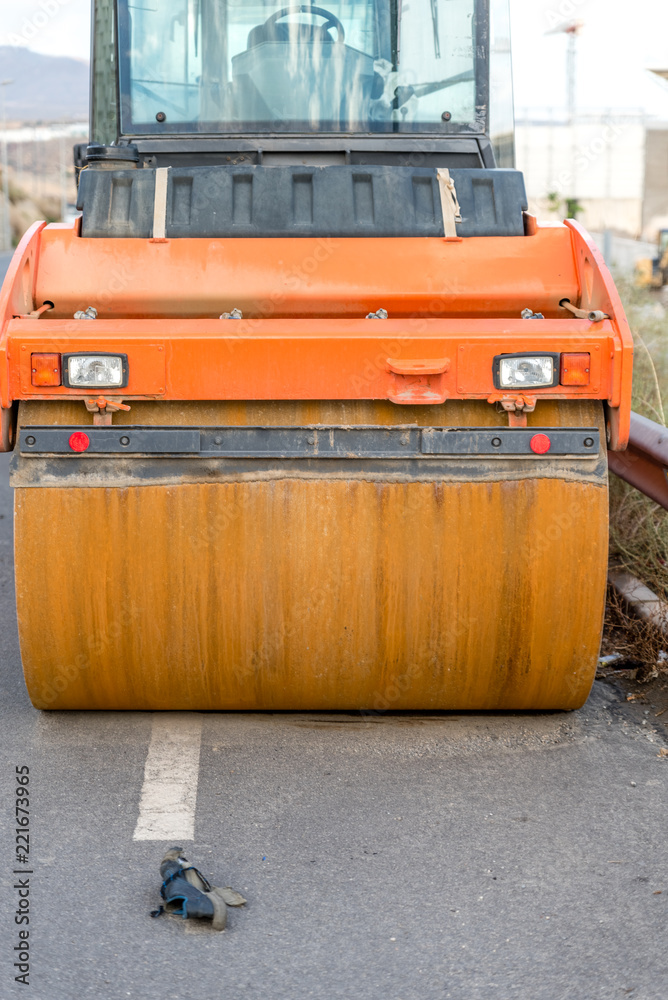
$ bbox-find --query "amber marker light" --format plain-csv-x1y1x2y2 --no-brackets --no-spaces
31,353,61,387
560,353,591,386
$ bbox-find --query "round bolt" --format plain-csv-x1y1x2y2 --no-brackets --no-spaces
584,437,594,448
120,436,130,446
491,437,502,448
25,435,36,447
156,111,167,123
441,111,452,122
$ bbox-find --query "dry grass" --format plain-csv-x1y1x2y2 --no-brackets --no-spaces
602,586,667,681
614,276,668,424
1,173,61,245
604,277,668,673
609,476,668,603
608,278,668,600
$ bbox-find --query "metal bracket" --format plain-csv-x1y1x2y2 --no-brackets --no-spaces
83,397,131,426
387,358,450,405
560,298,610,323
488,394,537,429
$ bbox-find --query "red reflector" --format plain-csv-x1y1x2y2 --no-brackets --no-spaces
69,432,90,453
530,433,551,455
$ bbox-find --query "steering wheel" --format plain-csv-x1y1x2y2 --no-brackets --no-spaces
262,5,345,44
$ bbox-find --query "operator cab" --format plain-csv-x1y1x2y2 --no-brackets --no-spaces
90,0,513,166
230,5,386,129
81,0,524,239
117,0,480,133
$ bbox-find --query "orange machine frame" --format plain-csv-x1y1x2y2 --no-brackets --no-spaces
0,217,634,448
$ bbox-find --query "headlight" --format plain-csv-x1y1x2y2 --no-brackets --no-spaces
63,354,128,389
493,353,559,390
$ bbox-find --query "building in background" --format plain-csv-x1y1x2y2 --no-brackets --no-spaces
642,71,668,241
515,109,648,238
0,49,88,248
515,64,668,246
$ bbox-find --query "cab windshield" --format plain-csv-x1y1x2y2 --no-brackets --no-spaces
116,0,488,134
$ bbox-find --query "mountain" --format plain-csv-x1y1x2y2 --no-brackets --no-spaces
0,47,89,123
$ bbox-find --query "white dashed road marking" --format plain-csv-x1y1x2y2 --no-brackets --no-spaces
133,714,203,841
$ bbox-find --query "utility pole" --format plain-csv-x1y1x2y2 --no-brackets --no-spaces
1,79,14,252
59,132,68,224
17,135,23,191
564,23,580,125
546,21,583,216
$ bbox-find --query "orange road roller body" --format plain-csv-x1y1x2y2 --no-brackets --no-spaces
0,219,631,711
0,0,634,711
2,220,631,439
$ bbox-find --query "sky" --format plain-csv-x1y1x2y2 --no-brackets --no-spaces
1,0,668,120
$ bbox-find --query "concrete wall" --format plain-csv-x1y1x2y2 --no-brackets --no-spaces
515,118,646,237
642,127,668,241
589,231,658,276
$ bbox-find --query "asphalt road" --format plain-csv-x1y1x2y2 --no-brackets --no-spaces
0,255,666,1000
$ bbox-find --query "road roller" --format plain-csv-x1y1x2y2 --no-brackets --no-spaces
0,0,633,710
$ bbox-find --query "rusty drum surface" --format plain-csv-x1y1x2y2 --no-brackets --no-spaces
14,399,608,711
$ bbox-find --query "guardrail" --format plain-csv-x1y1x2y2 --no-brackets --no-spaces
608,411,668,510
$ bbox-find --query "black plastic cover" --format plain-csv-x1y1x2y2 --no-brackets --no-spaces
86,143,140,164
77,165,528,239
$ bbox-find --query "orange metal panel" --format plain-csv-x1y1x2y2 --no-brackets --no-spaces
15,335,166,397
33,224,581,320
565,220,634,448
0,221,634,444
8,318,613,403
0,223,46,408
457,336,604,395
